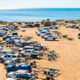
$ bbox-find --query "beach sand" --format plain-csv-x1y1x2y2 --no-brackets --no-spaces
0,25,80,80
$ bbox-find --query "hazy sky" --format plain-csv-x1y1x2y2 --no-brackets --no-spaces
0,0,80,9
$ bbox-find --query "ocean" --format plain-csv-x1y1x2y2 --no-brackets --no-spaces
0,8,80,21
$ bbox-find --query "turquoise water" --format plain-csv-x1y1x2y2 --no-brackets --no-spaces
0,8,80,21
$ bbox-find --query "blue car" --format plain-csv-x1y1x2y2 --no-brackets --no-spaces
6,64,32,73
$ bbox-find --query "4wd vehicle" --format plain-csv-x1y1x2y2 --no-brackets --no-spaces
4,59,21,66
15,40,32,47
20,50,42,57
0,49,14,56
23,45,41,51
6,63,32,72
0,54,21,62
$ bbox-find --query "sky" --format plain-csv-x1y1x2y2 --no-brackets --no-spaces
0,0,80,9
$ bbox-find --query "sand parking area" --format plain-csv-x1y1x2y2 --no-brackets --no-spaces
0,26,80,80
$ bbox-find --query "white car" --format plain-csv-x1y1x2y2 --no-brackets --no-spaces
0,49,14,56
0,54,21,62
50,25,59,29
36,30,48,36
40,32,52,38
20,50,41,57
38,27,50,31
44,35,58,40
39,30,49,36
6,70,29,78
4,59,20,66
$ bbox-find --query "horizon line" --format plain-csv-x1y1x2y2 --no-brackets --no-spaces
0,7,80,10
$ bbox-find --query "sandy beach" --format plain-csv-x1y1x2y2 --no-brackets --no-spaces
0,24,80,80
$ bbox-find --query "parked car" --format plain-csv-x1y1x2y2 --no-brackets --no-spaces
66,24,76,28
22,24,33,28
33,45,41,51
0,54,21,62
23,45,41,51
7,70,38,80
11,32,18,37
0,31,6,36
38,27,50,31
6,63,32,72
44,35,58,40
4,59,21,66
0,49,14,56
15,40,32,47
75,25,80,29
34,24,40,27
6,38,14,43
50,25,59,29
20,50,42,57
27,24,33,27
44,68,60,74
7,70,31,78
12,37,20,42
40,32,52,38
23,46,34,50
3,34,13,40
6,37,20,43
36,30,49,36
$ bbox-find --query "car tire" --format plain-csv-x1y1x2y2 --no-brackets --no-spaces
37,34,40,36
0,59,4,63
53,38,55,40
55,27,58,29
45,38,48,40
